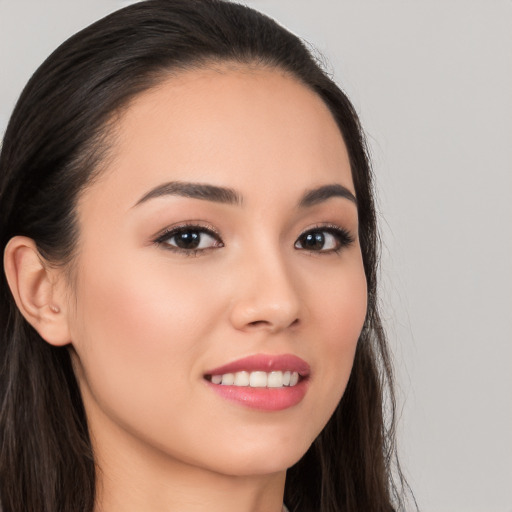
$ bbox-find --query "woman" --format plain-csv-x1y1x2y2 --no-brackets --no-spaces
0,1,409,511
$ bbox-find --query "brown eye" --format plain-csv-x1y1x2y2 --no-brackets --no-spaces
172,230,202,249
298,231,327,250
156,226,223,253
294,227,354,252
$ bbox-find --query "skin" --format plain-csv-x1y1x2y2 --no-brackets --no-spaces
6,65,368,512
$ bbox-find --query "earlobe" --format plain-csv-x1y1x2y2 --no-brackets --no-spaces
3,236,71,346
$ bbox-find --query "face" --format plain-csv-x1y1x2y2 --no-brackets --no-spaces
66,65,367,478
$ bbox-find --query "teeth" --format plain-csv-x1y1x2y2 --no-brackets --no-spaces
221,373,235,385
267,371,283,388
209,370,300,388
249,371,267,388
234,371,249,386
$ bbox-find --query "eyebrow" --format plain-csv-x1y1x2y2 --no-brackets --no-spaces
134,181,242,207
298,184,357,207
133,181,357,208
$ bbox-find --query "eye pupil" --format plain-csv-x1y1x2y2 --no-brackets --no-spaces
175,230,201,249
302,232,325,250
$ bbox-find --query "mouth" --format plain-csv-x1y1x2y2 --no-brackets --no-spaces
203,354,310,411
204,370,302,388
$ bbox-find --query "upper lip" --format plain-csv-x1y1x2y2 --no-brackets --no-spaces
204,354,311,376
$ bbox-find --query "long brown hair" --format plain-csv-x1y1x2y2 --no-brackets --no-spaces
0,1,413,510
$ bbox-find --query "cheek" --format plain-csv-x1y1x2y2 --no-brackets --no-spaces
69,254,220,425
325,269,367,349
311,252,367,350
74,251,220,348
305,256,367,426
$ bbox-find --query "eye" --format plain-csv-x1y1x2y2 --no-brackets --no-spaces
154,225,223,254
294,226,354,253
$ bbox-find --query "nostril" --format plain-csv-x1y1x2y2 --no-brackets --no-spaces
247,318,299,330
248,320,270,328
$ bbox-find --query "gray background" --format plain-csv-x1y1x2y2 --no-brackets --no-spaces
1,1,511,511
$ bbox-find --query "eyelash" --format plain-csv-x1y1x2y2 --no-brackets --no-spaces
153,223,355,256
153,223,223,257
295,224,355,254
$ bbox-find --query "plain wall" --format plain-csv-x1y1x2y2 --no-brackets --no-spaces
1,1,511,511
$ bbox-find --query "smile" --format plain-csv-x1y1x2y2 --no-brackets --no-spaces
204,354,310,411
206,370,301,388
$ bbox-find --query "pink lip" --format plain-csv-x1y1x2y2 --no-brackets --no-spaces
204,354,310,411
204,353,311,376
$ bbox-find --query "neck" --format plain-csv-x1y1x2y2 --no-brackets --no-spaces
96,465,286,512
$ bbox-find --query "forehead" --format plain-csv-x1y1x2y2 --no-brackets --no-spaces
81,65,353,211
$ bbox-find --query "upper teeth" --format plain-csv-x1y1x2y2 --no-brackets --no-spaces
210,371,300,388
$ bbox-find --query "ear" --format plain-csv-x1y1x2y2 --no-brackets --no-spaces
3,236,71,346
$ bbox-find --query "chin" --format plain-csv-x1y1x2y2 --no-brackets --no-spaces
201,434,313,477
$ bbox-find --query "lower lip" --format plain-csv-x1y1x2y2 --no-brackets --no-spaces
205,379,308,411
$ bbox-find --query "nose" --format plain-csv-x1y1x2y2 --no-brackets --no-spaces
228,250,302,334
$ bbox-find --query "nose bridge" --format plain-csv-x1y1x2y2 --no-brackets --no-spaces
229,236,301,332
